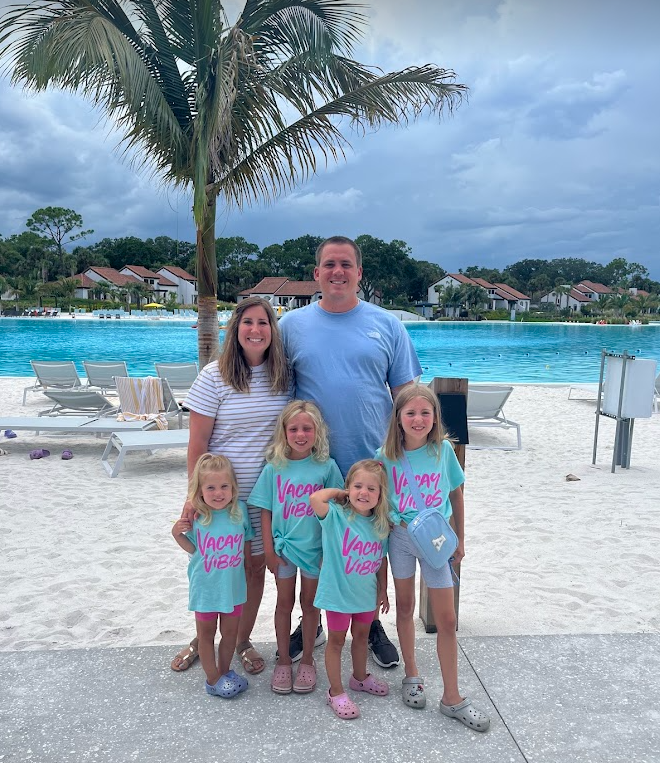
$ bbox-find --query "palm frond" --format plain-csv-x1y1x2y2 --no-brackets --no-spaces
1,1,192,175
240,0,367,56
211,61,465,207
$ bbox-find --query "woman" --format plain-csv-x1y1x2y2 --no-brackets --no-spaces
171,296,291,675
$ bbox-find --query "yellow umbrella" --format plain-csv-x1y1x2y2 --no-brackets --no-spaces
144,302,164,308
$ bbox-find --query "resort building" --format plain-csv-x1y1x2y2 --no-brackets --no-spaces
238,277,381,309
155,266,198,305
238,277,321,309
71,266,143,300
540,287,592,312
573,281,612,302
119,265,177,303
427,274,531,313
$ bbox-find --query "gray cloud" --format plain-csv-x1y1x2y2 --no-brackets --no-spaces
0,0,658,279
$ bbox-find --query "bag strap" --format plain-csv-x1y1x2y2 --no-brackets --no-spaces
400,452,430,514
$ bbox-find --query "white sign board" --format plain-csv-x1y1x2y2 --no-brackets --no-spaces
602,357,657,419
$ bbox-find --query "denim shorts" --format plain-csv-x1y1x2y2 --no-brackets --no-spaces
276,554,319,580
388,524,453,589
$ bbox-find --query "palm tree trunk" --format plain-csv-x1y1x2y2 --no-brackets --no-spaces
196,194,219,367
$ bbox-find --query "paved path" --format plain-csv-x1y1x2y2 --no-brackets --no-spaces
2,634,658,762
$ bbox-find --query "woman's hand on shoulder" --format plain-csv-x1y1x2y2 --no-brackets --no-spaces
181,499,196,524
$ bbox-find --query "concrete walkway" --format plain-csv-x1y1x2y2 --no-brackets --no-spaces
1,634,659,762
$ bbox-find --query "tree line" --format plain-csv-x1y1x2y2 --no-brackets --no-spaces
0,207,444,306
1,206,658,310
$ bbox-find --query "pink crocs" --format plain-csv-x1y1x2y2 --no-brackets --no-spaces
271,664,293,694
293,660,316,693
327,690,360,719
349,673,389,696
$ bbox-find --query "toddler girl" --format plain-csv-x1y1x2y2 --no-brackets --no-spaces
172,453,253,698
378,384,490,731
310,459,390,720
249,400,343,694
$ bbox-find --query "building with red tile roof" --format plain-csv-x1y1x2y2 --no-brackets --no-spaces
156,266,197,304
428,274,531,314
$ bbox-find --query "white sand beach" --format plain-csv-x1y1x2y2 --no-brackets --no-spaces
0,378,658,653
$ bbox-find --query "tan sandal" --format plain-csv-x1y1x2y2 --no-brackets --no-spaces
236,641,265,675
170,638,199,671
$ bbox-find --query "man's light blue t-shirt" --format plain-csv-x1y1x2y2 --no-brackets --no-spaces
248,456,343,575
377,440,464,526
280,300,422,475
185,500,254,613
314,500,388,614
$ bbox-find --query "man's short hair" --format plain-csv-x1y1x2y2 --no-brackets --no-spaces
315,236,362,268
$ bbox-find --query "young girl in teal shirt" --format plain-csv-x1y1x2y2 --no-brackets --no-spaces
249,400,343,696
311,459,391,720
378,384,490,732
172,454,253,699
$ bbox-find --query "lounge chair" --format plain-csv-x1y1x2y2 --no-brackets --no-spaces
466,384,522,450
568,383,599,400
38,389,119,417
23,360,82,405
114,376,183,429
654,373,660,414
101,428,190,477
0,416,158,437
154,362,199,394
83,361,128,393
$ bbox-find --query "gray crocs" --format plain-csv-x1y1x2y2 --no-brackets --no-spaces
402,676,426,708
440,697,490,732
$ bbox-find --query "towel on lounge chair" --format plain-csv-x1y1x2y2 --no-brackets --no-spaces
115,376,168,430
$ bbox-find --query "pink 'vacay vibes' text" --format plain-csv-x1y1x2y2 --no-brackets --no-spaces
196,529,244,573
391,466,444,513
342,527,383,575
276,475,323,519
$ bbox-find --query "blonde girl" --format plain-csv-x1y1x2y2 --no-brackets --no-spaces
310,459,391,720
172,454,254,699
378,384,490,732
172,296,291,677
248,401,343,695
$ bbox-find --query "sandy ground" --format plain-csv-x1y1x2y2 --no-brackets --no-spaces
0,377,658,653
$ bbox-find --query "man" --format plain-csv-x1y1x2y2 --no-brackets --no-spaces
279,235,422,668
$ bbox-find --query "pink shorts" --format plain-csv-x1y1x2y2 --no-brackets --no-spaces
195,604,243,621
325,610,373,631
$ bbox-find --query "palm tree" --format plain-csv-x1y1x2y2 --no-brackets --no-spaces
553,282,572,310
460,284,489,318
632,294,658,317
126,281,153,312
0,273,8,315
57,277,79,311
0,1,466,364
435,284,462,318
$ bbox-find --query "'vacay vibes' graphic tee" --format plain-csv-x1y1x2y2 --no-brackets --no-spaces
314,500,388,614
248,456,343,575
185,500,254,613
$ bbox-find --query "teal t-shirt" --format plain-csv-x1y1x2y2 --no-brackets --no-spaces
185,500,254,613
314,500,389,614
248,456,343,575
377,440,464,526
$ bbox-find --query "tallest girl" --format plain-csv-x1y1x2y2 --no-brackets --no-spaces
172,296,291,675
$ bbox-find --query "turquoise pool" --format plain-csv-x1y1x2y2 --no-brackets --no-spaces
1,318,658,383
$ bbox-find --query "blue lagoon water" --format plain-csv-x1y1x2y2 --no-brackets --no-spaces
1,318,659,383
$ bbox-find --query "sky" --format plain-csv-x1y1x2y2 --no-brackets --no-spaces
0,0,659,279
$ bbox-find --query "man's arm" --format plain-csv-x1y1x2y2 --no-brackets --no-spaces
391,380,415,400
